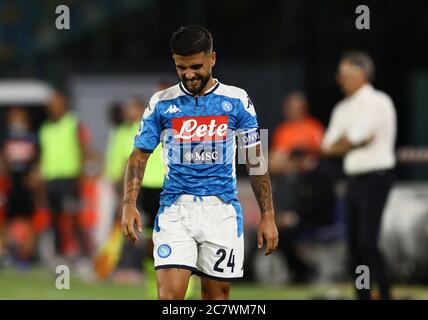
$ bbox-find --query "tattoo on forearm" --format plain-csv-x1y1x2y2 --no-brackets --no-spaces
244,143,273,213
249,172,273,213
123,153,147,205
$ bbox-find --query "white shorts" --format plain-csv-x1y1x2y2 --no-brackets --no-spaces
153,194,244,281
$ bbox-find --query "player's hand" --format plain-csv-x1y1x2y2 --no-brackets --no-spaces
257,211,279,256
121,205,142,243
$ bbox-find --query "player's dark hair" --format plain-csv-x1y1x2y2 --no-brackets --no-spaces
170,25,213,56
108,102,123,126
341,50,375,82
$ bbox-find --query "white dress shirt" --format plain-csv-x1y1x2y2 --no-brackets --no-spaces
322,84,397,175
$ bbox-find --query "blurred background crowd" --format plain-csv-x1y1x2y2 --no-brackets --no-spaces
0,0,428,299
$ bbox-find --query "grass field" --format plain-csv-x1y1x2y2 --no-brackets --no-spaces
0,267,427,300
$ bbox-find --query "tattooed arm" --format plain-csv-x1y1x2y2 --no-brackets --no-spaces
245,143,279,256
121,148,151,242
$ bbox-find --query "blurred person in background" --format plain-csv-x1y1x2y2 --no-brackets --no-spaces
269,92,324,176
104,102,126,186
0,107,38,268
109,96,147,283
39,89,92,262
322,51,397,300
269,92,335,283
93,102,125,280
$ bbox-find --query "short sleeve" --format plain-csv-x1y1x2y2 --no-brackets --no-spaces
134,99,162,153
236,94,258,130
236,93,260,149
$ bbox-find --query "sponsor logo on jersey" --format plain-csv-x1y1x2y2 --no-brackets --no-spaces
157,244,172,258
164,104,181,114
172,115,228,142
184,150,220,162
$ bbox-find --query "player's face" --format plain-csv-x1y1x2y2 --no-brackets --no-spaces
173,52,216,95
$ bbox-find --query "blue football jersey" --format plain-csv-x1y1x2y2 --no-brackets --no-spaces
134,79,260,208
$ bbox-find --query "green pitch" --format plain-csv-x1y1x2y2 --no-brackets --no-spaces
0,267,427,300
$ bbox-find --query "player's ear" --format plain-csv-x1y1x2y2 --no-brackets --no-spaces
210,51,216,67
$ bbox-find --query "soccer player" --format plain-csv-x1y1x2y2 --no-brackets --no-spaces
121,25,279,300
40,89,92,259
2,107,38,266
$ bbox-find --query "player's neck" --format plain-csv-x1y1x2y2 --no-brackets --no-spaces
197,77,217,96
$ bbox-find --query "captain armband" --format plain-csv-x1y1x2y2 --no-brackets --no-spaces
236,128,261,149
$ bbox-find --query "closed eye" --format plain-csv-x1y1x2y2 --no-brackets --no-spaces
190,64,203,70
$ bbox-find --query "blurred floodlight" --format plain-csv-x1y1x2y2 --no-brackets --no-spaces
0,80,53,105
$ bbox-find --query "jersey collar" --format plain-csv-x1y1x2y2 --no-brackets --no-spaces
179,78,220,97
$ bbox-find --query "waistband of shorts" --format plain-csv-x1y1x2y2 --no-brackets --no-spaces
174,194,225,205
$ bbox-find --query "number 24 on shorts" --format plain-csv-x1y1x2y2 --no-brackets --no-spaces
213,249,235,273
